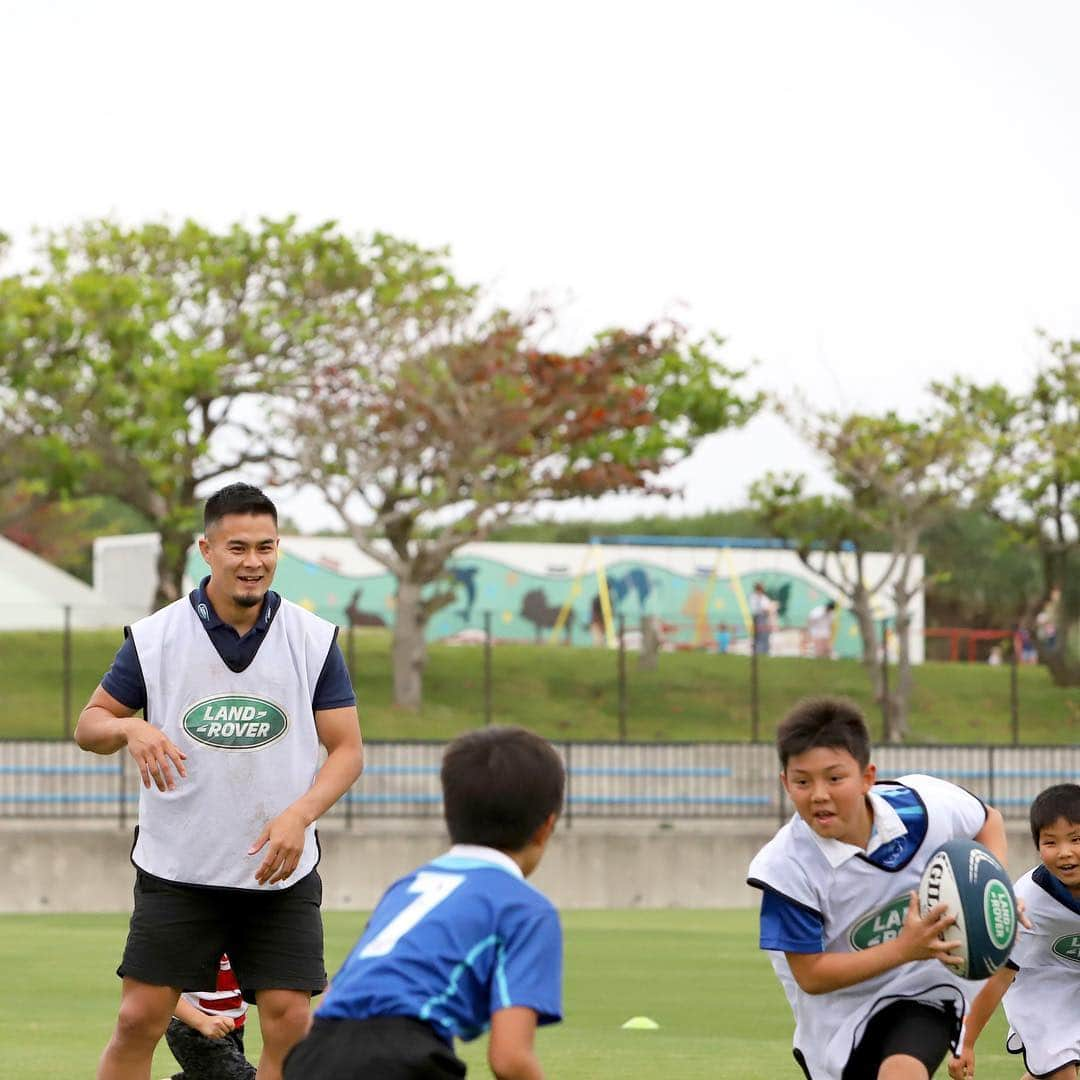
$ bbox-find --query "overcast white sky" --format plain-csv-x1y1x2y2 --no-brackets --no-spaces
5,1,1079,531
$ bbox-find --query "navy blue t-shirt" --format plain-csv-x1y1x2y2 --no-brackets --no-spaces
101,577,355,712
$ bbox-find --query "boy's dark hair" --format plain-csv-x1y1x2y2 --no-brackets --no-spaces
1029,784,1080,847
442,726,565,851
776,696,871,770
204,483,278,532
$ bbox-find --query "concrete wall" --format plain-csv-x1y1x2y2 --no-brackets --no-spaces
0,819,1041,914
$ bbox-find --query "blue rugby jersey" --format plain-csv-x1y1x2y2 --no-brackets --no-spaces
317,846,563,1042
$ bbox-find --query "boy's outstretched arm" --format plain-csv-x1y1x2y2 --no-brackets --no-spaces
787,891,961,995
172,996,236,1039
947,965,1015,1080
488,1007,544,1080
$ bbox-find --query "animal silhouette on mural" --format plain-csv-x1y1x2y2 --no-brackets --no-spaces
449,565,479,623
583,568,655,630
344,589,387,628
520,588,574,643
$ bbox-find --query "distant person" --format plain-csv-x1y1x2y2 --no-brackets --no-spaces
806,600,837,659
1036,588,1061,652
1017,624,1038,664
986,644,1003,666
750,582,774,655
74,482,364,1080
166,953,255,1080
284,726,564,1080
716,623,732,654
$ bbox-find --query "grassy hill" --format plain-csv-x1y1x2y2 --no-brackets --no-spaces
1,627,1075,743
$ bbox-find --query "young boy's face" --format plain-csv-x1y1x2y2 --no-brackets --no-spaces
1037,817,1080,893
782,746,876,847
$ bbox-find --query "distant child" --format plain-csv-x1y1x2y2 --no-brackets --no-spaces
284,726,565,1079
949,783,1080,1080
747,696,1009,1080
166,953,255,1079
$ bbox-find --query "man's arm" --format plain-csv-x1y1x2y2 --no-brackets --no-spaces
786,890,961,994
250,705,364,886
74,685,187,791
488,1007,543,1080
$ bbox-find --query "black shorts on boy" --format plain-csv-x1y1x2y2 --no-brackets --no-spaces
284,1016,467,1079
118,868,326,1000
841,1000,957,1079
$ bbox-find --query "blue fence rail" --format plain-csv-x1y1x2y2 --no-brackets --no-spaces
1,740,1078,824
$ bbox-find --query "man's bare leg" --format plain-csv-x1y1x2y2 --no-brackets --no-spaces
255,988,312,1080
97,977,179,1080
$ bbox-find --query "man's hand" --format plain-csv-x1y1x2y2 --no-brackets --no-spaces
195,1013,236,1039
125,718,187,791
896,890,963,966
249,808,308,885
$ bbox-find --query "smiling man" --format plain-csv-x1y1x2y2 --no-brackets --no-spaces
75,483,364,1080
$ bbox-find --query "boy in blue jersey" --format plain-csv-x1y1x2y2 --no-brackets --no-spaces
748,697,1011,1080
284,726,564,1080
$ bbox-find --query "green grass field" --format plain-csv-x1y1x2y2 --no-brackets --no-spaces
1,626,1075,743
1,908,1020,1079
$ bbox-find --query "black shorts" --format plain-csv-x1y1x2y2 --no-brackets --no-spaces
118,867,325,1003
283,1016,467,1080
842,1000,958,1079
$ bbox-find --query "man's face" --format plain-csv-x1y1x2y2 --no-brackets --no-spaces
782,746,875,846
199,513,279,609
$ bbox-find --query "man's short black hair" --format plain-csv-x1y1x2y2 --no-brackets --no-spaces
203,483,278,532
442,726,565,851
1029,784,1080,847
776,696,871,771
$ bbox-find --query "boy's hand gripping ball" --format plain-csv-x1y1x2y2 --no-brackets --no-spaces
918,839,1018,979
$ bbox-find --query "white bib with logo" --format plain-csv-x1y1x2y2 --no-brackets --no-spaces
129,596,335,889
1003,867,1080,1075
748,775,986,1080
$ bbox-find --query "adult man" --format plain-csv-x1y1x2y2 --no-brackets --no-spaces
806,599,837,659
75,483,364,1080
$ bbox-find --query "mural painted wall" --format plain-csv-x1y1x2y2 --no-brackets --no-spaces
180,539,923,661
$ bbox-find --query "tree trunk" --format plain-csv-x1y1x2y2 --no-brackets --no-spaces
885,592,914,743
392,578,429,710
152,527,190,610
639,614,660,671
852,582,884,702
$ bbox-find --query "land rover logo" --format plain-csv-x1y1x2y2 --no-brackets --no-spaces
849,894,911,950
1052,934,1080,963
983,881,1016,951
182,696,288,750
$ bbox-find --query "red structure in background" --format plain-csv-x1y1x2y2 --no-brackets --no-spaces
924,627,1015,662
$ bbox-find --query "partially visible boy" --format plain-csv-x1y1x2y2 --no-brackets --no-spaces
748,696,1009,1080
284,726,565,1080
165,953,255,1080
949,783,1080,1080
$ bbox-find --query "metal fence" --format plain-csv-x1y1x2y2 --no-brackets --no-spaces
4,739,1078,824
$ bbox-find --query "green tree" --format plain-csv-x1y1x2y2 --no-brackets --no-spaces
753,403,984,741
935,338,1079,684
0,218,473,606
283,314,761,709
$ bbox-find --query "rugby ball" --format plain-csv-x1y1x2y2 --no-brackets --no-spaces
918,839,1017,980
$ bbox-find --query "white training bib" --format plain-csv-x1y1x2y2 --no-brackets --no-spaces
1003,866,1080,1076
129,597,335,890
748,775,987,1080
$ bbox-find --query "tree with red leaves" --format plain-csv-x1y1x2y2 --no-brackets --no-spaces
284,309,761,709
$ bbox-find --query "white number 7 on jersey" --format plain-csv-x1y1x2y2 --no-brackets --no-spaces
359,871,466,958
